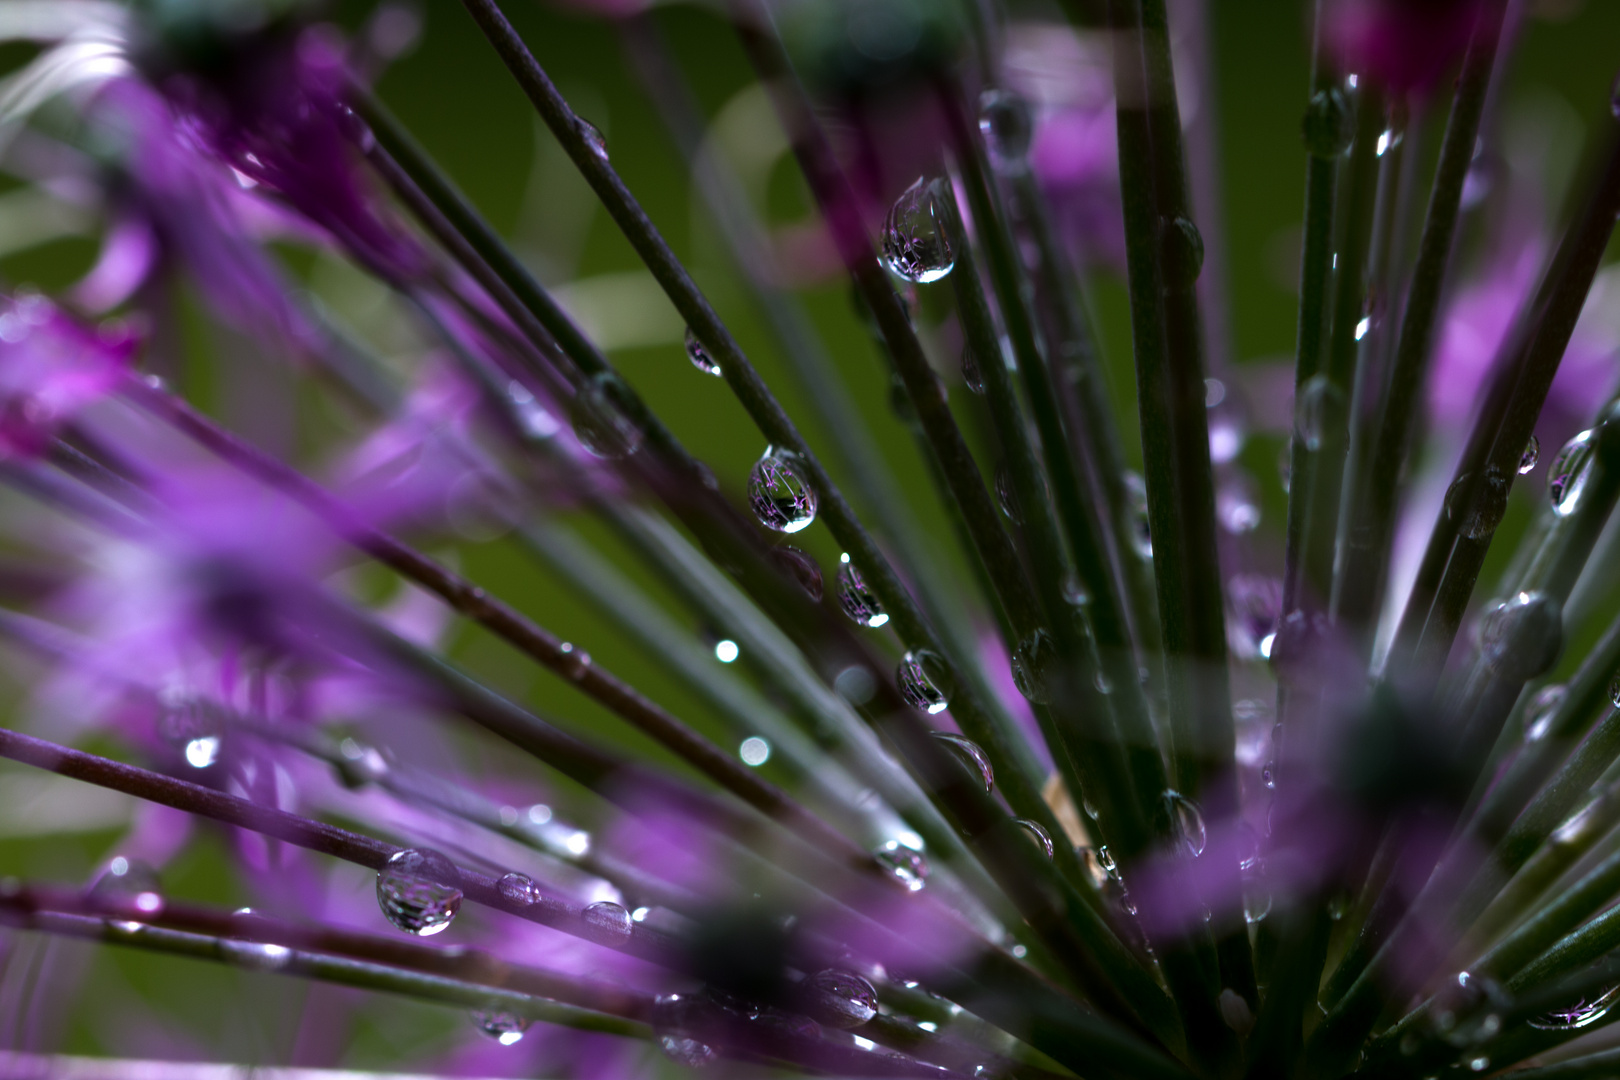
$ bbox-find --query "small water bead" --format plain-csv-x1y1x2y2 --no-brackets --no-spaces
1124,471,1152,558
836,555,888,628
1295,375,1339,451
1302,86,1354,158
472,1009,530,1045
576,116,609,160
569,375,642,460
771,546,824,602
897,649,952,714
1161,215,1205,284
1553,797,1604,846
1549,429,1596,516
961,347,984,394
684,327,721,377
739,736,771,766
874,841,929,892
580,901,634,946
882,177,956,284
219,939,292,971
497,872,542,907
834,665,878,704
1430,971,1508,1047
748,447,818,533
994,461,1021,524
1444,466,1510,540
1525,684,1568,743
1014,818,1054,860
375,848,463,937
1163,791,1207,857
1478,590,1562,681
978,89,1035,170
1528,983,1620,1030
932,732,994,791
803,969,879,1029
1520,434,1541,474
1011,629,1056,703
557,642,592,681
659,1034,717,1068
1612,672,1620,709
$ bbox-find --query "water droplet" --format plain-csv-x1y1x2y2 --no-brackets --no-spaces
1244,887,1273,925
1553,797,1603,846
472,1008,530,1045
1468,1057,1490,1072
1163,791,1206,857
1161,216,1204,284
577,116,609,160
1302,86,1353,158
375,848,463,936
1529,983,1620,1030
1011,629,1056,703
1014,818,1054,860
1079,846,1116,888
1478,590,1562,681
1124,472,1152,558
1520,435,1540,474
1445,467,1510,540
91,858,163,921
994,461,1022,523
557,642,592,680
1612,72,1620,119
569,375,642,460
771,546,824,602
978,89,1034,170
803,969,878,1028
336,739,389,788
684,327,721,377
219,939,292,970
882,177,955,284
739,736,771,766
875,841,929,891
961,347,985,394
580,901,633,946
748,447,817,533
184,736,219,768
497,872,541,906
836,555,888,628
1550,430,1595,516
897,649,952,714
1296,375,1340,451
1430,971,1509,1047
1611,672,1620,709
1525,684,1567,742
1261,761,1277,789
932,732,994,791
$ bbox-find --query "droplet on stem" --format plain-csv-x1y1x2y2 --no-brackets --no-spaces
1524,684,1567,743
932,732,994,791
748,447,818,533
1014,818,1054,860
1549,430,1596,516
580,901,633,946
473,1009,530,1045
874,840,929,892
497,872,542,907
375,848,463,936
1302,86,1353,158
684,327,722,376
1163,791,1207,857
896,649,952,714
836,554,888,627
882,178,956,284
1519,434,1540,474
803,969,878,1029
569,375,642,460
1444,467,1510,540
978,89,1035,170
1478,590,1562,682
577,116,609,160
772,546,824,602
1124,472,1152,558
1011,629,1056,703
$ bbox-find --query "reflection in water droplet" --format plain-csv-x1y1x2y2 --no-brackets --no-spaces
684,327,721,376
874,841,929,892
748,447,817,533
978,89,1034,170
994,461,1022,524
1550,430,1595,516
580,901,633,946
497,872,541,907
1525,684,1567,743
1296,375,1340,452
1011,629,1056,703
1445,467,1510,540
1520,435,1541,475
1302,86,1353,157
1478,590,1562,682
836,555,888,628
804,969,878,1028
1014,818,1054,860
557,642,592,681
473,1009,530,1045
1529,983,1620,1030
219,939,291,971
1164,791,1207,857
882,178,956,284
577,117,609,160
376,848,463,936
569,376,642,460
897,650,952,714
932,732,994,791
1124,472,1152,558
771,546,823,602
1611,672,1620,709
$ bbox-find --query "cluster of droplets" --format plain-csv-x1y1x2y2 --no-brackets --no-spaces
375,848,463,937
882,178,956,284
748,446,818,533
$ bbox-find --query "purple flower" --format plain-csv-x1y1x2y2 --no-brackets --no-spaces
1323,0,1486,93
0,292,135,458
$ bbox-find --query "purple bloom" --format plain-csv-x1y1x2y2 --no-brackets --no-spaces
0,292,135,458
1323,0,1486,93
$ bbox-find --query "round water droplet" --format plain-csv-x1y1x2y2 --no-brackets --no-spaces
771,545,823,602
684,327,721,377
1302,86,1353,158
557,642,592,680
748,447,817,533
1164,791,1207,857
375,848,463,936
1550,429,1595,516
1161,215,1204,284
836,555,888,628
1296,375,1340,452
932,732,994,791
1011,629,1056,703
875,841,928,891
91,858,163,918
577,116,609,160
569,375,642,460
1529,983,1620,1030
1520,434,1540,474
897,649,952,714
803,968,878,1028
336,739,389,788
473,1008,530,1045
978,89,1035,170
497,872,541,906
961,347,985,394
882,177,955,284
1525,684,1567,743
219,939,292,971
1014,818,1054,860
994,461,1022,524
1445,467,1510,540
1478,590,1562,681
1124,472,1152,558
580,900,633,946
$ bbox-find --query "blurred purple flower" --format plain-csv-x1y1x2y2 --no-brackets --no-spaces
1323,0,1487,93
0,292,135,458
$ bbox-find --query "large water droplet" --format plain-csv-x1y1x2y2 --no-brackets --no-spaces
978,89,1035,170
772,545,823,602
1124,472,1152,558
875,841,929,891
1014,818,1054,860
994,461,1022,524
896,649,952,714
882,178,955,284
836,555,888,627
577,116,609,161
1524,684,1567,743
569,375,642,460
1553,797,1603,846
748,447,817,533
580,900,633,946
685,327,721,377
1529,984,1620,1030
803,969,878,1028
1445,467,1510,540
376,848,463,936
1478,590,1562,681
1011,629,1056,703
1302,86,1353,158
497,872,542,907
932,732,994,791
1550,430,1595,516
1520,435,1541,475
1164,791,1207,857
473,1009,530,1045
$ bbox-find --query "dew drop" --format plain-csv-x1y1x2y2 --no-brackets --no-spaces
932,732,994,791
1302,86,1353,158
961,347,985,394
576,116,609,160
336,739,389,787
836,554,888,628
882,177,955,284
375,848,463,936
874,840,929,892
557,642,592,681
994,461,1022,524
1296,375,1340,452
1124,472,1152,558
1525,684,1567,743
1079,846,1115,888
219,939,291,971
659,1035,716,1068
569,375,642,460
1011,629,1056,703
497,872,542,907
1478,590,1562,682
1164,791,1207,857
803,968,878,1028
1014,818,1054,860
1161,215,1204,283
684,327,721,377
1529,983,1620,1030
1550,430,1596,516
1553,797,1602,846
771,545,824,602
978,89,1035,170
748,447,817,533
897,650,952,714
1444,467,1510,540
580,901,633,946
1520,434,1541,475
471,1008,529,1045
